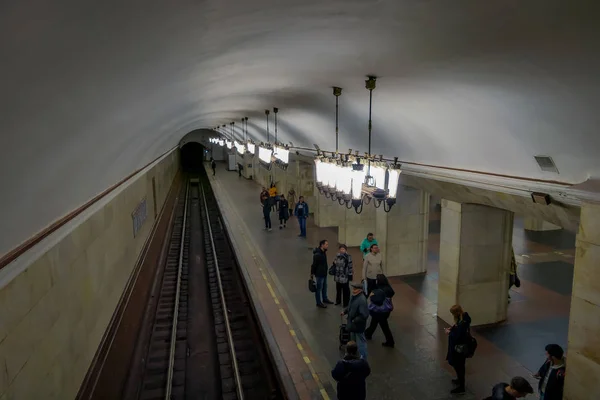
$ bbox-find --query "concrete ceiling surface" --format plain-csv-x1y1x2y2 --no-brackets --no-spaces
1,0,599,256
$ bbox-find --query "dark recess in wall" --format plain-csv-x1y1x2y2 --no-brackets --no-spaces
180,142,205,172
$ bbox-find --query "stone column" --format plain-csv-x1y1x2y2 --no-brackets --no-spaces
564,203,600,400
378,186,429,277
242,153,254,179
437,200,513,326
338,201,377,247
314,192,346,228
523,217,562,231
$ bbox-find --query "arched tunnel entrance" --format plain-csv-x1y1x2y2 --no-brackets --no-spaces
180,142,206,172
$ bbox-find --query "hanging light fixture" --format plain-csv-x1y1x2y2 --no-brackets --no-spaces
273,107,279,143
265,109,270,143
247,142,256,154
350,156,366,213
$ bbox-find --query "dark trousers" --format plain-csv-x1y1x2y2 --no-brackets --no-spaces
279,217,288,226
366,278,377,297
298,217,307,236
212,167,216,176
264,213,271,229
365,312,394,344
452,356,466,388
335,282,350,307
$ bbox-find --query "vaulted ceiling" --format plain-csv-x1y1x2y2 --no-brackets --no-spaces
1,0,599,255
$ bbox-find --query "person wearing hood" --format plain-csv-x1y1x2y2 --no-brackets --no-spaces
331,341,371,400
445,304,472,395
311,240,333,308
365,274,396,348
532,344,566,400
332,244,353,307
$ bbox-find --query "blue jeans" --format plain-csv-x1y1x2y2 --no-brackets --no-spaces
350,332,368,360
315,276,329,305
298,217,307,236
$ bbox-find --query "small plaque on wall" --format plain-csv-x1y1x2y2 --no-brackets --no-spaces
132,197,148,238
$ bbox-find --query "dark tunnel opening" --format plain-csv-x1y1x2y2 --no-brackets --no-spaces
180,142,206,172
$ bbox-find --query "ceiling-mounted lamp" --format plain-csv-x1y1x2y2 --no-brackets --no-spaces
247,142,256,154
350,157,366,214
384,158,402,212
258,142,273,169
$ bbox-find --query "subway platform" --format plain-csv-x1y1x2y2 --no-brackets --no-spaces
208,164,574,400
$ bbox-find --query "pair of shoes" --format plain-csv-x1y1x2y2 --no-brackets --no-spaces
334,302,341,306
268,228,272,231
279,225,283,229
450,387,466,395
323,299,334,304
284,224,287,228
382,342,395,348
316,303,327,309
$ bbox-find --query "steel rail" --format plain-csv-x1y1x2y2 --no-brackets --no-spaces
164,181,189,400
200,184,245,400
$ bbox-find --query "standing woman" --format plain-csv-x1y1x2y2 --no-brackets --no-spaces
287,188,296,217
331,244,353,307
445,304,472,395
278,194,289,229
365,274,395,347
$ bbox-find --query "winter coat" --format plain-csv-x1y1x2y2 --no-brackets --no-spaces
278,199,289,220
362,252,383,280
537,359,565,400
331,355,371,400
311,247,328,278
446,312,472,366
294,201,309,218
359,238,378,258
344,292,369,333
332,253,353,284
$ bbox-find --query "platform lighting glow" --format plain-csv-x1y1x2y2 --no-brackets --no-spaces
314,158,324,183
351,165,366,200
235,141,245,155
247,142,256,154
387,168,401,198
225,140,233,149
324,161,337,189
370,165,387,190
273,145,289,164
258,146,272,164
337,164,353,195
218,139,225,146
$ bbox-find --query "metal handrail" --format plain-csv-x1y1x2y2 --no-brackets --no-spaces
165,182,189,399
200,184,245,400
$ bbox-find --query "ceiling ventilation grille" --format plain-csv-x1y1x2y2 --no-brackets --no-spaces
534,156,559,174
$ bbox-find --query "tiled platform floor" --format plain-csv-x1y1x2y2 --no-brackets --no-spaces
210,167,575,399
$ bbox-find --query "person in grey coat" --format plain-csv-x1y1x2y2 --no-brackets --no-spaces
341,282,369,359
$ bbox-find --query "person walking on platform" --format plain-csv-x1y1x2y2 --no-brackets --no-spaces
445,304,472,395
311,240,333,308
362,244,383,296
260,187,269,205
294,196,309,238
341,282,369,360
278,194,289,229
262,191,272,231
365,274,395,348
484,376,534,399
359,233,378,259
210,158,216,176
331,341,371,400
532,344,566,400
332,244,353,307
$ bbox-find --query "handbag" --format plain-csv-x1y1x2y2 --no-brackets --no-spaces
329,264,336,276
308,278,316,293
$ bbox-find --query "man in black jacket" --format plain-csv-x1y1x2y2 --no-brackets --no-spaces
311,240,333,308
485,376,533,399
532,344,566,400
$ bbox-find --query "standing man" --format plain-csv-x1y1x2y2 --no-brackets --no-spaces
294,196,309,238
485,377,534,399
278,194,289,229
210,158,216,176
360,233,378,259
362,244,383,296
311,240,333,308
341,282,369,360
262,190,272,231
532,344,566,400
287,188,296,217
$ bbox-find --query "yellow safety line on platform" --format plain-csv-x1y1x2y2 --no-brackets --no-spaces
212,179,330,400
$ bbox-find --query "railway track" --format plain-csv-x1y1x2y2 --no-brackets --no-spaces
127,173,281,400
198,174,281,400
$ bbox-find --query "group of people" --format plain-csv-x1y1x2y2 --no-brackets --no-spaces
309,235,566,400
259,183,309,237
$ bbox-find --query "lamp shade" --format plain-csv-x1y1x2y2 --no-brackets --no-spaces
337,164,352,195
350,166,365,200
247,142,256,154
314,159,324,183
387,168,401,198
258,146,272,163
371,165,386,190
274,145,289,164
235,141,245,154
325,161,337,189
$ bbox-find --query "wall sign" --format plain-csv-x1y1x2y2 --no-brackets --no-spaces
132,197,148,238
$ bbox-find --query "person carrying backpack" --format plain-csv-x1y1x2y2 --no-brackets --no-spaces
365,274,395,348
331,244,353,307
331,341,371,400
